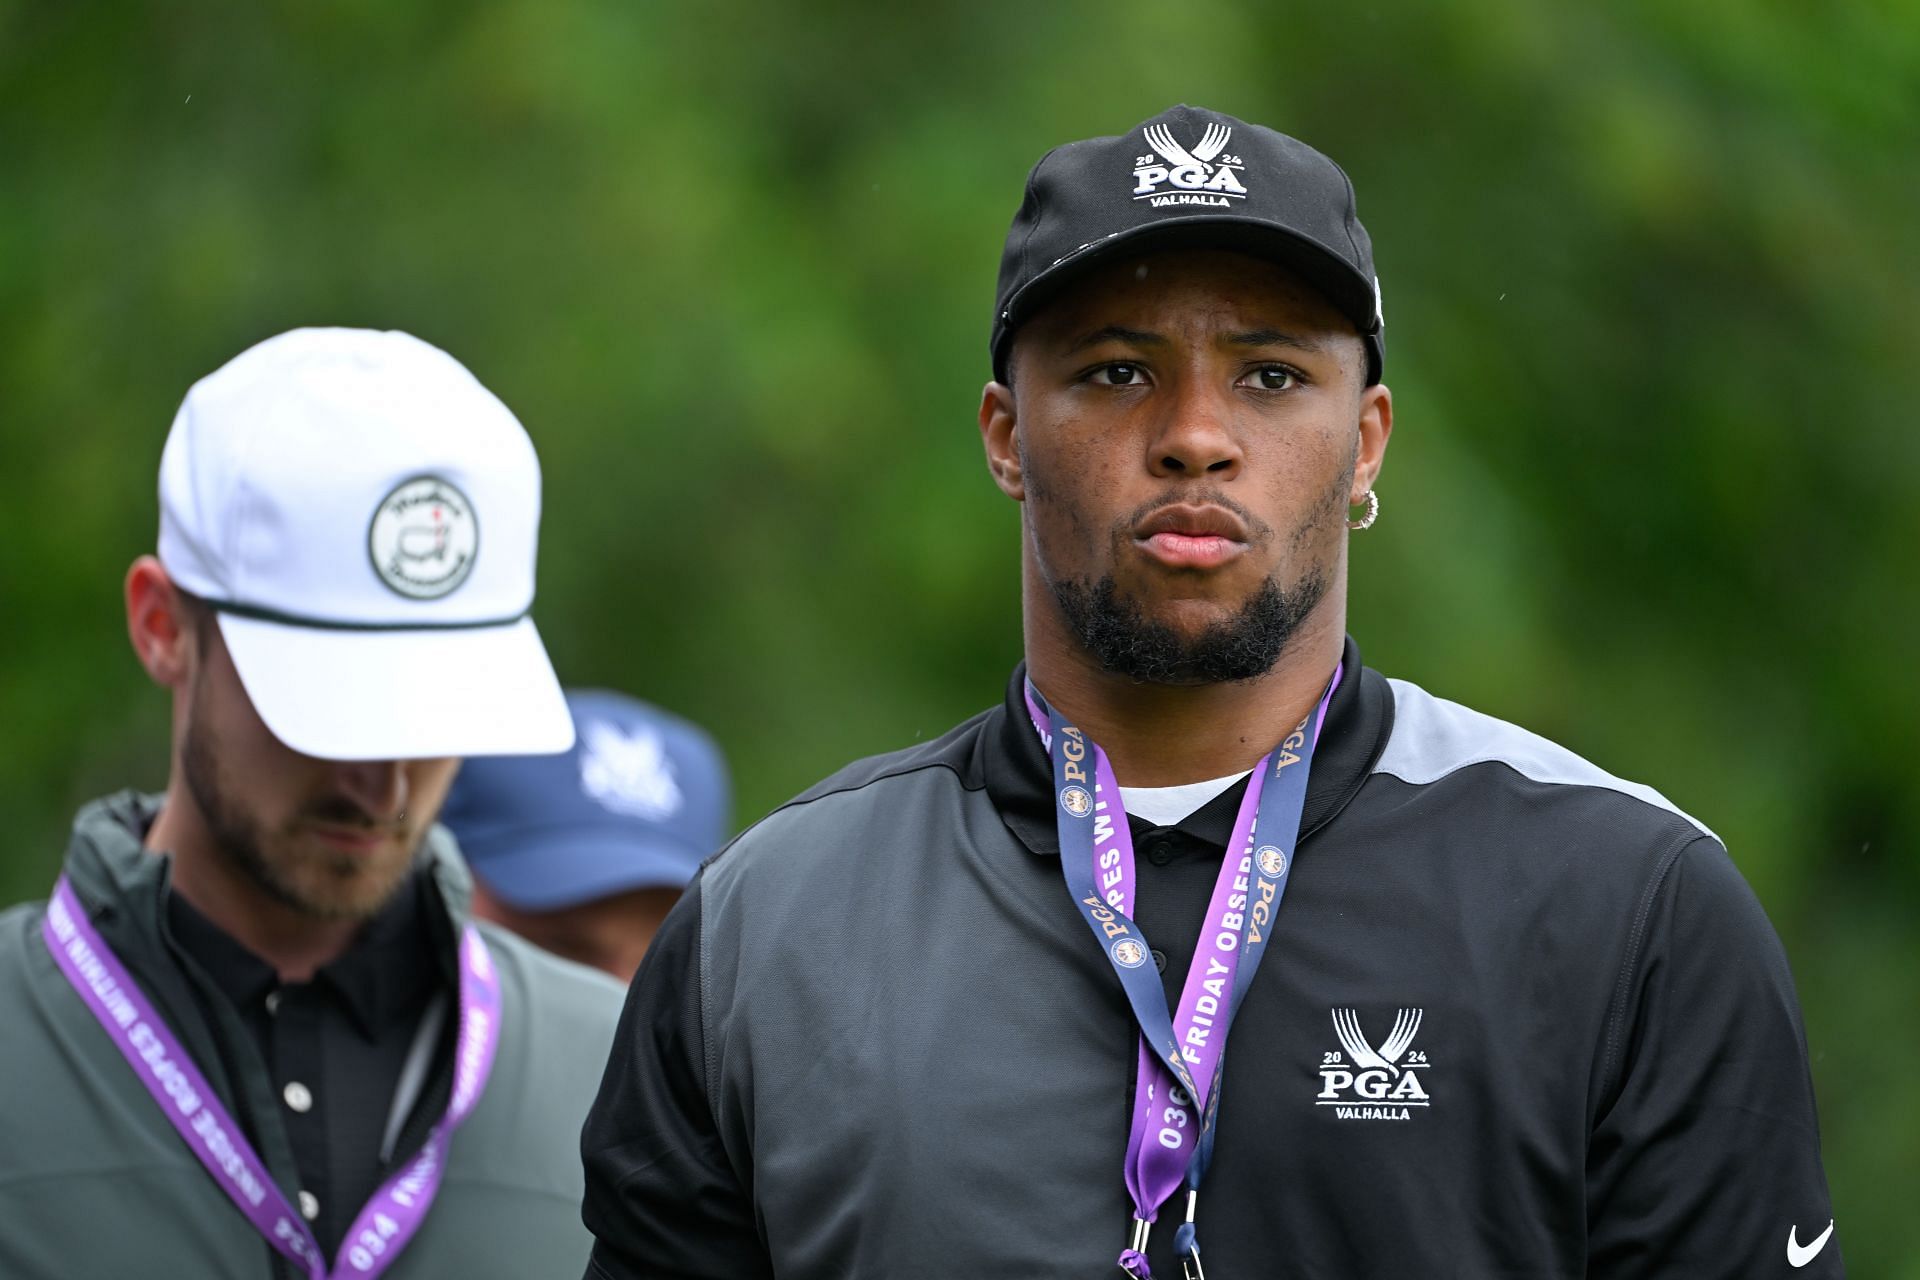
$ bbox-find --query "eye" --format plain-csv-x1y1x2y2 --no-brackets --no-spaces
1089,362,1146,386
1239,365,1299,392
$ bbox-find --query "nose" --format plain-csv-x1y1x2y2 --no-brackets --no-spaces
1146,377,1243,479
332,760,409,824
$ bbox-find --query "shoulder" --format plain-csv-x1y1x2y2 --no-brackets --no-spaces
773,708,992,815
0,899,47,948
711,709,992,862
0,900,58,1004
1374,675,1717,845
690,708,998,923
0,901,57,1026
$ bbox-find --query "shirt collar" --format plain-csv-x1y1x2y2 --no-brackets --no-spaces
1134,774,1249,849
985,634,1393,858
165,871,447,1040
165,889,277,1010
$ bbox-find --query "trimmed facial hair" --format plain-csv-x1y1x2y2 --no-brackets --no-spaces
1049,561,1329,685
181,668,414,922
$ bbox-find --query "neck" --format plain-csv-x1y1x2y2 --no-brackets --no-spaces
1023,587,1346,789
146,780,361,983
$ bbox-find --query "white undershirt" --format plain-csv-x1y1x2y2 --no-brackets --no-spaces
1117,770,1253,827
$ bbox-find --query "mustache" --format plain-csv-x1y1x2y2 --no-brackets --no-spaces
1115,487,1274,542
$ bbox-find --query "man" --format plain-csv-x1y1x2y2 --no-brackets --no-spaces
0,328,625,1277
581,106,1840,1277
440,687,732,984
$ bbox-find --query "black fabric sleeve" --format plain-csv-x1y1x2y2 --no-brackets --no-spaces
581,876,774,1280
1586,836,1843,1277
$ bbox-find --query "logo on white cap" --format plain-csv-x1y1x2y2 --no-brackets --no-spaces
367,476,478,600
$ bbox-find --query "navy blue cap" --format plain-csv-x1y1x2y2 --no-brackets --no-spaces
438,688,731,911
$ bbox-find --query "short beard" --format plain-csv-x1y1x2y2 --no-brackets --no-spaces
181,674,411,923
1051,564,1329,685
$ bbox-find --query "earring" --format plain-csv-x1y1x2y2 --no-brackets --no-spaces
1347,490,1379,531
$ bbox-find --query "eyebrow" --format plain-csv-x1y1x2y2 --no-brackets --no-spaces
1063,325,1166,355
1225,328,1328,353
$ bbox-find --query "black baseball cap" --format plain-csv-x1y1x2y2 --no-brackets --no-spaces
991,104,1384,385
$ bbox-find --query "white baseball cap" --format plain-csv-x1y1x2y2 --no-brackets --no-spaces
157,327,575,761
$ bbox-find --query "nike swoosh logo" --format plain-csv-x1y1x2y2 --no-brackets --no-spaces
1787,1219,1834,1268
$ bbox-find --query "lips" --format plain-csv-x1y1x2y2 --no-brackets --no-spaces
1132,504,1250,569
307,821,400,853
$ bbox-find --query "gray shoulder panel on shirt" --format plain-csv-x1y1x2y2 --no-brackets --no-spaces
1376,678,1717,842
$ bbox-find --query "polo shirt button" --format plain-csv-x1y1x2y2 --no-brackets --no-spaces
1151,948,1167,973
1146,839,1175,866
298,1190,320,1221
283,1081,313,1113
264,991,282,1016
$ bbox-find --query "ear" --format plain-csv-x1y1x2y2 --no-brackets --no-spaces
125,557,197,688
1351,382,1394,502
978,381,1025,501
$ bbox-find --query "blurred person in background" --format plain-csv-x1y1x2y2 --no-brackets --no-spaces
580,105,1840,1278
0,328,624,1278
440,687,731,985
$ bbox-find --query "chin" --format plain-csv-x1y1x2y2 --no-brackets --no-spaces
1057,566,1320,687
294,876,410,922
1139,593,1248,631
272,847,416,921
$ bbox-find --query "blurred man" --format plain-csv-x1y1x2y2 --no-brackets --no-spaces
441,688,731,984
0,328,624,1278
581,106,1841,1278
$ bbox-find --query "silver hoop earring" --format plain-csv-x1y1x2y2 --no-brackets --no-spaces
1347,489,1379,531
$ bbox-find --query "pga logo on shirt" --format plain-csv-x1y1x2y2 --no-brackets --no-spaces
1316,1007,1432,1121
1255,844,1287,878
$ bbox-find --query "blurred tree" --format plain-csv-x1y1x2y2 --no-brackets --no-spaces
0,0,1912,1269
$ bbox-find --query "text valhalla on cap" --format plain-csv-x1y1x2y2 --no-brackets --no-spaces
991,103,1385,384
158,327,574,761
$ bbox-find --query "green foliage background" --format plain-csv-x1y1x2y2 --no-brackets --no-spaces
2,1,1913,1267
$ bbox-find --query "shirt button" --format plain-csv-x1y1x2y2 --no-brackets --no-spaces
298,1190,320,1221
264,991,282,1016
1151,948,1168,974
283,1081,313,1113
1146,839,1175,866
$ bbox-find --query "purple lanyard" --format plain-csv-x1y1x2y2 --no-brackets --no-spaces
41,876,501,1278
1025,666,1341,1280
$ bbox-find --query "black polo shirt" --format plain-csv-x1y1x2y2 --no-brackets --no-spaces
168,872,454,1260
583,641,1840,1278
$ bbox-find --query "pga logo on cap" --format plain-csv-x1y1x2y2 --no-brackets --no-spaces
367,475,479,600
1131,118,1247,206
